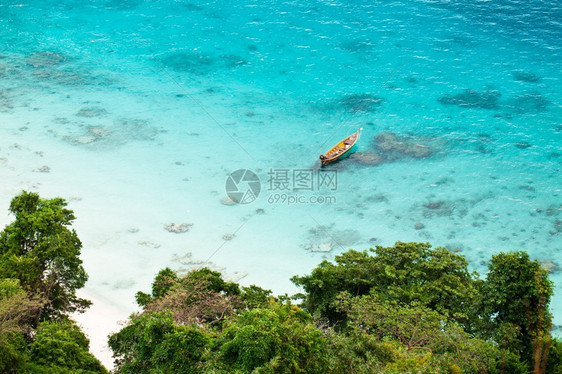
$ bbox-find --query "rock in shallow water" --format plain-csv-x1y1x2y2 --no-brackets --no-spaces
304,242,333,252
351,151,384,166
513,71,541,83
373,132,433,161
73,135,97,145
165,223,193,233
220,196,236,205
26,51,66,68
406,143,432,159
77,106,108,118
339,93,384,113
35,165,50,173
514,142,531,149
222,233,235,241
540,259,559,274
138,241,160,248
375,132,407,153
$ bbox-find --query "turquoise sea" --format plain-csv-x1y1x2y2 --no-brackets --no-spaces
1,0,561,346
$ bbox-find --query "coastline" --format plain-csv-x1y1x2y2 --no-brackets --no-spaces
72,289,134,370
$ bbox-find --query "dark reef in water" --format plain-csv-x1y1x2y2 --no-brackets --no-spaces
374,132,432,160
26,51,66,68
161,52,214,75
219,54,248,68
0,90,13,112
160,52,247,75
346,132,437,169
76,106,108,118
551,219,562,236
63,117,161,148
350,152,384,166
438,89,501,109
513,71,541,83
339,93,384,113
514,142,532,149
183,3,203,11
338,40,375,53
505,91,550,114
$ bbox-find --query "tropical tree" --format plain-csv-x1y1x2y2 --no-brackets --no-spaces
340,292,501,372
108,312,210,374
0,278,44,373
291,242,480,329
135,267,243,326
214,302,329,373
482,251,554,373
0,191,90,323
27,318,107,373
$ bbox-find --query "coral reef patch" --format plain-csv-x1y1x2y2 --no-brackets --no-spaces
338,40,375,53
505,91,550,114
303,224,361,252
339,93,384,113
513,71,541,83
26,51,66,68
76,106,108,118
350,151,384,166
165,223,193,233
64,117,160,148
540,259,559,274
439,89,501,109
161,52,247,75
374,132,432,161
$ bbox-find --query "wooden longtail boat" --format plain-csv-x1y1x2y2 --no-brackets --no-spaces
319,128,362,165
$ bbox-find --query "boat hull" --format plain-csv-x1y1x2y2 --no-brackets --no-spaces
320,129,361,165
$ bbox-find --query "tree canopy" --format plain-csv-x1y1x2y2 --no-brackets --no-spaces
0,191,90,322
0,192,104,373
2,191,557,373
291,242,480,329
109,240,560,374
482,251,554,373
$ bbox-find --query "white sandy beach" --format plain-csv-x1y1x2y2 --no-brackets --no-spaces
72,289,133,370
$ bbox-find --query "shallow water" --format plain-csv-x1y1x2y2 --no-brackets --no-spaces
1,0,561,336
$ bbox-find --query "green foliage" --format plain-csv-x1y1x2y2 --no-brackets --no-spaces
0,278,45,373
291,249,372,325
342,294,501,373
215,303,328,373
135,267,178,307
152,267,179,299
240,284,273,309
0,191,90,322
482,251,554,371
292,242,480,328
27,319,107,373
108,312,210,374
0,192,105,373
343,294,449,349
546,338,562,374
111,244,560,374
137,268,244,326
0,330,28,374
187,267,241,296
323,329,396,373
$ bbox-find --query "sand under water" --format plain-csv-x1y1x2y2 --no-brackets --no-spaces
1,0,561,367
